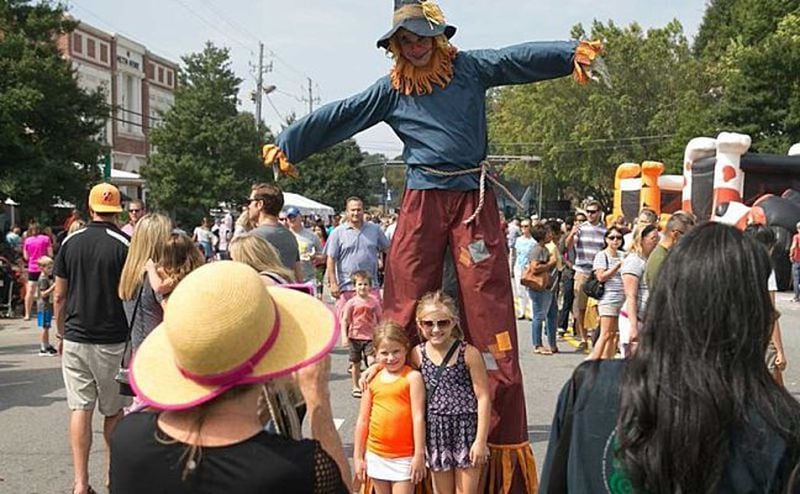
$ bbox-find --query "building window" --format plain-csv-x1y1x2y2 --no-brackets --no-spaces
100,44,108,63
87,38,95,59
158,67,164,84
73,33,83,54
167,70,173,88
146,63,155,79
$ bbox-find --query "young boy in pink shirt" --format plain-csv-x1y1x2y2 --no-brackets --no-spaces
341,271,381,398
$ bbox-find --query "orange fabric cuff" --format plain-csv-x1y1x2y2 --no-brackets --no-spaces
572,40,604,85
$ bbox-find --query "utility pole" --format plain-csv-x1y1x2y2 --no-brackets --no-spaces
303,77,320,114
255,42,264,138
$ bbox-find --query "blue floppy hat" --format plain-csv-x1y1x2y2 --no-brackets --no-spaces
376,0,456,49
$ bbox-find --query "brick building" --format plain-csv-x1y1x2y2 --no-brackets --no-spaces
57,19,178,200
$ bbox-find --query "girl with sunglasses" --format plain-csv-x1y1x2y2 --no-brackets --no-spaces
588,226,625,360
415,291,491,494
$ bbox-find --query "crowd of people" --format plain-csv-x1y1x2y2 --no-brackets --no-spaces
6,176,798,494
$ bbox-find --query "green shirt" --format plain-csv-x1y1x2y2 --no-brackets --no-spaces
644,244,669,289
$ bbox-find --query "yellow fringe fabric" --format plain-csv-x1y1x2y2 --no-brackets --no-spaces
262,144,299,178
388,36,458,96
486,441,539,494
420,0,446,26
393,1,446,27
572,40,604,85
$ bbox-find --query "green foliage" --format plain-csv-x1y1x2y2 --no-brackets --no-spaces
0,0,108,222
709,7,800,153
143,43,264,223
279,139,377,212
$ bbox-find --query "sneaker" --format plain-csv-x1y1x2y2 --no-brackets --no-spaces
38,348,52,356
46,345,58,355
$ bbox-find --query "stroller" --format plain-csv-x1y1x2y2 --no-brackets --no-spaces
0,254,24,318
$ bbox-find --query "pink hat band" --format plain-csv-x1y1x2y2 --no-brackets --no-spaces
177,302,281,387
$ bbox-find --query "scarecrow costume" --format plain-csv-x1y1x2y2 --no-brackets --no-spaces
264,1,602,492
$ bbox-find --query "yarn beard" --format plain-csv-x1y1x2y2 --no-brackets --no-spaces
388,35,458,96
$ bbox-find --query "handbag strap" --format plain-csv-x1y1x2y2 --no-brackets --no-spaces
121,280,146,368
428,340,461,399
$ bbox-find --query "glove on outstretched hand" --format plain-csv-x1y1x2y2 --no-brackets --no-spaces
573,41,611,88
262,144,300,179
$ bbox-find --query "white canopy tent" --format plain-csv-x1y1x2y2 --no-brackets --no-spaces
283,192,335,217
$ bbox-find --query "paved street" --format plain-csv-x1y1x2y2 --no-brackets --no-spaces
1,293,799,493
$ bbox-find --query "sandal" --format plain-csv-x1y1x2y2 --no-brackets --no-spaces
533,346,543,354
352,389,362,399
539,348,553,356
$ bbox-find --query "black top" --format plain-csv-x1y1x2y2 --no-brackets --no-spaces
54,221,129,344
541,360,796,493
110,412,347,494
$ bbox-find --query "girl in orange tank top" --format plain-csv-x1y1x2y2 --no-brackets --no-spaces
354,321,426,493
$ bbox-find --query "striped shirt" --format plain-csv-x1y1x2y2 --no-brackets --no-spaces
574,222,607,274
593,249,625,304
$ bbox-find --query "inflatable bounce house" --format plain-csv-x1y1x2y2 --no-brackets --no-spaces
611,132,800,289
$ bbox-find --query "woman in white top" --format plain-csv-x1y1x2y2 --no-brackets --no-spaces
588,227,625,360
620,224,660,357
192,217,216,260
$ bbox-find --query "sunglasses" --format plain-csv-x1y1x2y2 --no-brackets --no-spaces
418,319,453,330
586,210,600,215
278,217,289,221
244,197,259,205
128,209,141,213
607,235,623,240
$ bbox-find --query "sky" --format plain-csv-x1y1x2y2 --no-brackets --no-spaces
66,0,708,158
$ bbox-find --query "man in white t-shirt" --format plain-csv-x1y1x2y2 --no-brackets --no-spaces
285,206,324,283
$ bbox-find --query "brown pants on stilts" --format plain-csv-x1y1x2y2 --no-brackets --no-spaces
383,187,538,494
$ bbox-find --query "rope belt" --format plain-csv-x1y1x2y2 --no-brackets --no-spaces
419,161,526,225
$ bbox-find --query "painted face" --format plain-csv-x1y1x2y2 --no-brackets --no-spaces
397,30,434,67
417,305,455,345
346,200,364,226
354,278,371,296
375,339,408,372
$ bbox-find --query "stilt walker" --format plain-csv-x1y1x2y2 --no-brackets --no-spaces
263,2,604,491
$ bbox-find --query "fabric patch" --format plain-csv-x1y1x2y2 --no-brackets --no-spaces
495,331,513,352
458,247,473,267
467,239,491,264
482,352,498,371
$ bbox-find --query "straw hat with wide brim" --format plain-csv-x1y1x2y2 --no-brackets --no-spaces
376,0,456,49
130,261,339,410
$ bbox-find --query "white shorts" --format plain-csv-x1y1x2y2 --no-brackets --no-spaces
366,451,413,482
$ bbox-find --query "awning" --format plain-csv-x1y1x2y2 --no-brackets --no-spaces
283,192,335,216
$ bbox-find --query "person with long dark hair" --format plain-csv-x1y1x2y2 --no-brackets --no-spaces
540,222,800,493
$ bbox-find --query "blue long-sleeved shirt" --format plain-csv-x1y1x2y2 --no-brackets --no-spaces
276,41,578,190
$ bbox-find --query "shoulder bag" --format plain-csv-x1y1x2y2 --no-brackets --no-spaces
582,252,608,299
521,247,551,291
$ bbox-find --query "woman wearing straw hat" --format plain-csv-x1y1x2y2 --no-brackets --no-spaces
109,261,346,493
262,1,605,490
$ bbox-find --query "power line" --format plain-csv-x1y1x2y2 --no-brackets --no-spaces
168,0,257,52
265,95,286,123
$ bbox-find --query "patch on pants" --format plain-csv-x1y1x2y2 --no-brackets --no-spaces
466,239,491,264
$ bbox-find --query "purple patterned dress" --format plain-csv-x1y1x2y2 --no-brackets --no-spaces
419,341,478,471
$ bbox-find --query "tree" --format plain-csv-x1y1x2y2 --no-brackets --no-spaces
279,139,377,212
0,0,108,223
697,1,800,154
143,43,263,224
